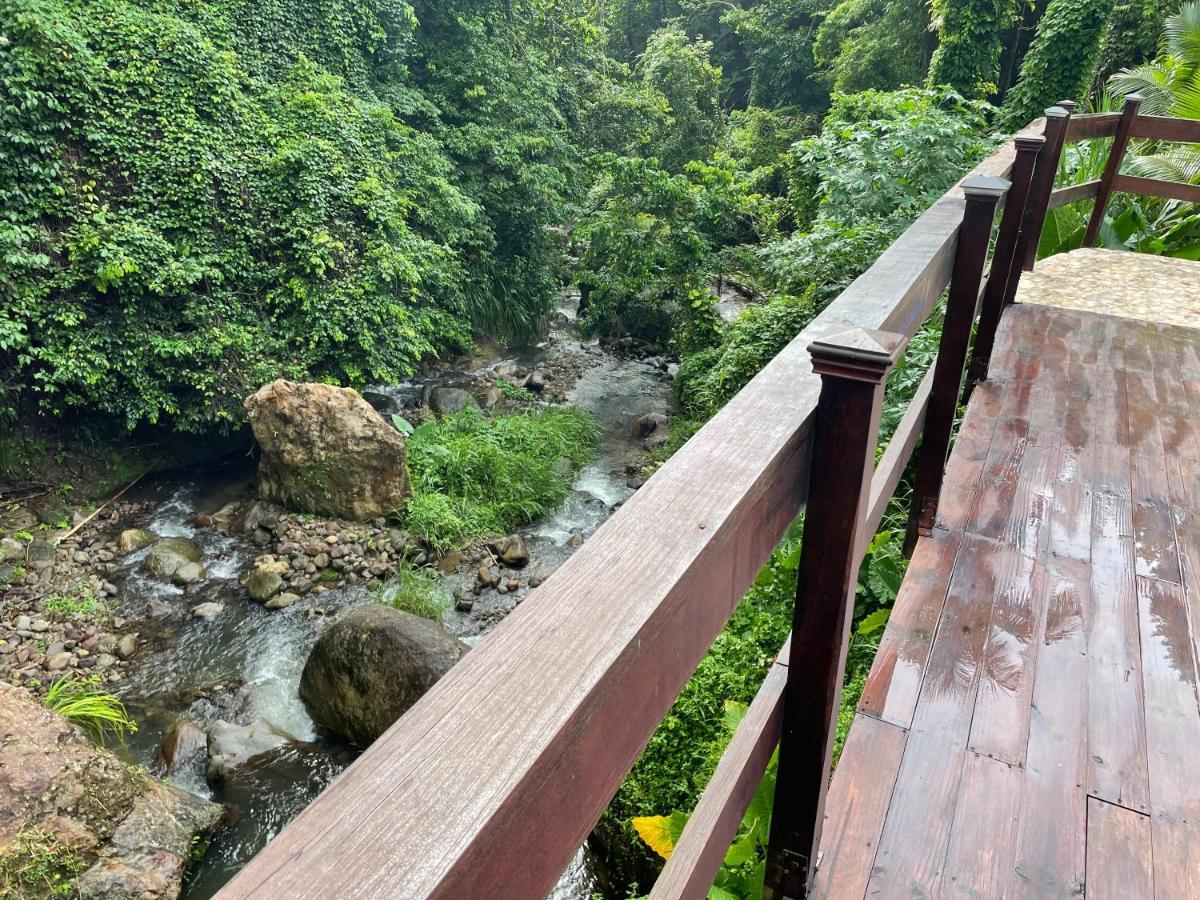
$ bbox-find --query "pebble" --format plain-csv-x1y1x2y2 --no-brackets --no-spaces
30,620,50,633
14,615,31,631
115,634,138,660
45,652,72,671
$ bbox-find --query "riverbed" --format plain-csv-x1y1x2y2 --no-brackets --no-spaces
108,294,675,897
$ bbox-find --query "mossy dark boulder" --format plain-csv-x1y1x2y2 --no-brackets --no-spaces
244,380,411,521
299,605,468,746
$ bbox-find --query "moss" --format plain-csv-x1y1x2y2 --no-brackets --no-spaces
0,827,91,898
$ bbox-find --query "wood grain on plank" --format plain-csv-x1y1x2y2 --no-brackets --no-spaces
1137,576,1200,899
1131,454,1182,585
864,533,999,896
1013,557,1089,898
1085,797,1153,900
1089,443,1149,814
859,528,962,728
968,545,1047,766
809,715,908,900
940,753,1023,896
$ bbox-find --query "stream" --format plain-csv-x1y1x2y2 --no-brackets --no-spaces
108,292,676,898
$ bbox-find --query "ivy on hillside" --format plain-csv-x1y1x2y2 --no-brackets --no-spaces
926,0,1017,95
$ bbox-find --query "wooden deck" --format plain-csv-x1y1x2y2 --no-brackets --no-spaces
815,301,1200,898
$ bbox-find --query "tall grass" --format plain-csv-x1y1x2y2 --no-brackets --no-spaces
374,564,449,621
43,676,137,747
404,407,599,550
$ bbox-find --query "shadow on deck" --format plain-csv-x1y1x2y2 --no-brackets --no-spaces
819,297,1200,897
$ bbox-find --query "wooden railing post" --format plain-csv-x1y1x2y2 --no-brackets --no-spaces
1083,93,1144,247
904,176,1010,554
967,134,1045,387
763,328,904,900
1018,105,1071,271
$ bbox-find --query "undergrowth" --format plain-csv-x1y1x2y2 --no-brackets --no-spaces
374,564,449,621
403,407,598,550
42,676,137,747
0,827,89,898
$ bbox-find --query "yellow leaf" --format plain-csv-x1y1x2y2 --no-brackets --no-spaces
632,816,676,860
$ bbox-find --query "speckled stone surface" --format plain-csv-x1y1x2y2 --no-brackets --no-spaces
1017,248,1200,329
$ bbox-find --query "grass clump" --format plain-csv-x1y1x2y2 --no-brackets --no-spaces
43,676,137,747
0,826,89,898
403,407,598,551
42,585,103,617
374,565,449,622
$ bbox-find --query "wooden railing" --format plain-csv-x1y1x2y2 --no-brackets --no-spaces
217,103,1192,900
1046,94,1200,245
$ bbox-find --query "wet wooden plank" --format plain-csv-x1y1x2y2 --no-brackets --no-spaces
1084,797,1154,900
935,381,1001,533
1050,443,1094,564
809,715,908,900
1125,366,1167,459
968,546,1047,766
859,529,961,728
940,753,1023,896
864,533,998,896
1088,443,1149,814
1169,458,1200,605
969,434,1056,561
1149,331,1200,462
1131,454,1182,585
1012,557,1090,898
1138,576,1200,899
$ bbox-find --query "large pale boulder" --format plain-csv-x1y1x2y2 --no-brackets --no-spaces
245,380,411,521
299,605,468,746
0,682,221,899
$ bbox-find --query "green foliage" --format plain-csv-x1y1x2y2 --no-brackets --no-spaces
725,0,831,111
795,88,994,222
0,0,592,431
0,827,89,898
1096,0,1180,83
374,563,449,620
1109,2,1200,117
926,0,1016,95
42,585,102,617
816,0,933,94
635,25,725,171
42,675,137,747
998,0,1119,128
403,407,598,550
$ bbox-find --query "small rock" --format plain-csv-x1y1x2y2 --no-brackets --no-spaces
251,528,272,547
191,602,225,619
477,565,500,589
428,386,473,416
265,593,301,611
96,653,118,669
72,550,90,565
159,719,208,781
247,569,284,602
116,634,138,660
525,371,546,392
31,619,50,633
14,615,31,631
567,531,584,547
117,528,158,553
206,719,290,781
632,411,669,438
506,579,519,591
494,534,529,568
27,540,56,571
46,651,72,671
172,561,206,585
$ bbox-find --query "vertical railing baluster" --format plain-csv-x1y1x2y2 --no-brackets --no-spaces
1018,105,1072,272
762,327,904,900
968,135,1045,388
1083,93,1144,247
905,177,1010,553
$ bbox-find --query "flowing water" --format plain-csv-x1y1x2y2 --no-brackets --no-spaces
109,294,675,897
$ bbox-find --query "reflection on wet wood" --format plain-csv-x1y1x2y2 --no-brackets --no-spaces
822,303,1200,898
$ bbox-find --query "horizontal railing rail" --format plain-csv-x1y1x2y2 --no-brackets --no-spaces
216,107,1110,900
1047,95,1200,246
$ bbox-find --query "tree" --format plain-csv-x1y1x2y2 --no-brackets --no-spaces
815,0,934,93
926,0,1016,95
998,0,1117,128
635,25,725,169
724,0,831,111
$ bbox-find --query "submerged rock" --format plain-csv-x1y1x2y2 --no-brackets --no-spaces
245,379,411,521
206,719,291,782
0,681,221,899
143,537,203,580
117,528,158,554
158,719,209,784
299,605,469,746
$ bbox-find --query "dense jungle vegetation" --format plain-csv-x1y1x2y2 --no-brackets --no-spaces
3,0,1198,895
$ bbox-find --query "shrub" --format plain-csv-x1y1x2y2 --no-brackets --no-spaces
403,407,598,550
42,676,137,747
